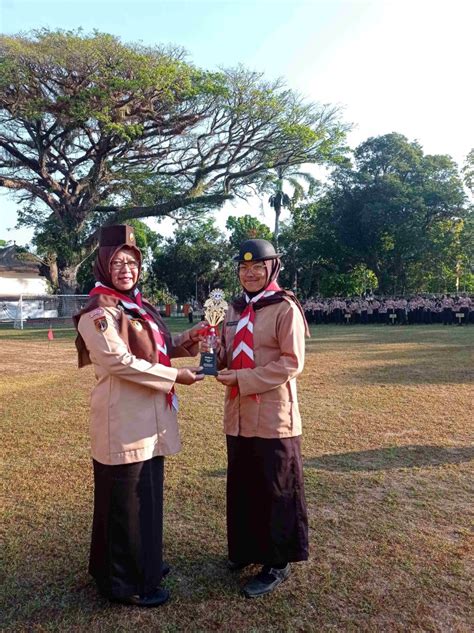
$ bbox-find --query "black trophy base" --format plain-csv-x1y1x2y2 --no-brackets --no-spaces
200,351,218,376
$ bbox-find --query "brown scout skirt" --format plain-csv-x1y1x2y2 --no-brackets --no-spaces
226,435,309,565
89,456,164,599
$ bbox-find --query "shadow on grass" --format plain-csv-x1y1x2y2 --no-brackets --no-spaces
1,550,238,630
305,445,474,472
205,468,226,478
308,327,473,385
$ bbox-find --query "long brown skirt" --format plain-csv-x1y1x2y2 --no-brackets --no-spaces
226,435,309,565
90,456,164,599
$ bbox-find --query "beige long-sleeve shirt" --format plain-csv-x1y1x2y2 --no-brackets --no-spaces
218,298,305,438
78,306,198,465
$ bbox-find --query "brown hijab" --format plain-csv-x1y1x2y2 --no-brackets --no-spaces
73,241,172,367
92,244,142,291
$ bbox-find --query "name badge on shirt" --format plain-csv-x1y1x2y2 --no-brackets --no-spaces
226,320,239,326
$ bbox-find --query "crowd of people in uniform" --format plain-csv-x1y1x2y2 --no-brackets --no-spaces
302,294,473,325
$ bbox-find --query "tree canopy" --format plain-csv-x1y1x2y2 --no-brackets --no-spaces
279,133,470,295
149,220,235,303
225,214,273,249
0,29,347,292
462,149,474,196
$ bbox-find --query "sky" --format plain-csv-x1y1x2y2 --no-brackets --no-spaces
1,0,473,245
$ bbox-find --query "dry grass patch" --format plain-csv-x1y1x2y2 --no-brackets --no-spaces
1,324,473,631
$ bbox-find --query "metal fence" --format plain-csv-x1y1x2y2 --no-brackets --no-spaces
0,294,194,328
0,295,89,328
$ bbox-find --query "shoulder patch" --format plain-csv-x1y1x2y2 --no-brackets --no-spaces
88,307,105,319
94,317,108,332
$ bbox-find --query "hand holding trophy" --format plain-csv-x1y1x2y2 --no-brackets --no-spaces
200,289,228,376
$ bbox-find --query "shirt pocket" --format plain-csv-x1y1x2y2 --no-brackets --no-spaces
108,378,157,454
257,399,293,436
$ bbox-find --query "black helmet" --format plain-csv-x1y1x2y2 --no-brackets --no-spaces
233,239,281,262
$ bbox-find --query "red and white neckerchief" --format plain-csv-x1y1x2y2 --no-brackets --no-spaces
230,281,281,400
90,282,178,411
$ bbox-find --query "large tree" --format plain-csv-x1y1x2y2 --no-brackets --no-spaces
225,214,273,250
326,133,467,293
0,29,346,292
279,199,351,297
462,149,474,197
281,134,471,296
149,220,235,303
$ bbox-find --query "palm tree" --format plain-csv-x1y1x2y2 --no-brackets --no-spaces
267,166,319,249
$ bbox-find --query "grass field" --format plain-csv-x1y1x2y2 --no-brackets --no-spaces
1,323,473,632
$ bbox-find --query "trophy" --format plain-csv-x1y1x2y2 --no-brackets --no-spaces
200,288,228,376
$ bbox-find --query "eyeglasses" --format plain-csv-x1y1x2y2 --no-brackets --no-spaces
111,259,139,270
237,263,267,275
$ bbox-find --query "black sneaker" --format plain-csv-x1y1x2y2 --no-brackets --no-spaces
241,564,290,598
112,587,170,607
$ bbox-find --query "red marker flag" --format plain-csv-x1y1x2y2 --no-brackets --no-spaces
47,327,54,341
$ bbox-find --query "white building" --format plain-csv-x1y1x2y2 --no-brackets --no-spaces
0,245,49,297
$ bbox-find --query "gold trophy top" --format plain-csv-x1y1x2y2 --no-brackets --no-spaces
203,289,228,327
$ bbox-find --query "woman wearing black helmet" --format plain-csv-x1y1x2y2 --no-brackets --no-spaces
216,239,310,598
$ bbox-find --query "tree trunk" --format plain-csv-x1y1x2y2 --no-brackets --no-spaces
367,258,382,293
274,204,281,250
273,173,284,250
56,264,82,316
39,258,59,291
58,264,81,295
49,259,59,290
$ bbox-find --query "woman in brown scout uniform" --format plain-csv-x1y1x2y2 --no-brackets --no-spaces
215,239,310,598
74,225,204,607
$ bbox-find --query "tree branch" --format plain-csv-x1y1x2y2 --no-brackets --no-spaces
0,176,59,212
88,193,233,242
